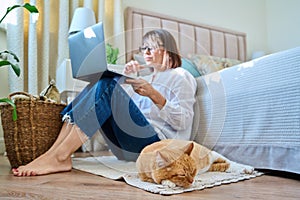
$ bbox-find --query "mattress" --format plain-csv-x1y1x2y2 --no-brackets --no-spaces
192,47,300,174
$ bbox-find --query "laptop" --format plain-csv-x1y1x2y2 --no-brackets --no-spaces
68,22,153,82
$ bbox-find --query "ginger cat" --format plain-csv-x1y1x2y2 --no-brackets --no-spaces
136,139,254,188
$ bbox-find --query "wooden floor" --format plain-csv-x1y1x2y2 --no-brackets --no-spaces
1,153,300,200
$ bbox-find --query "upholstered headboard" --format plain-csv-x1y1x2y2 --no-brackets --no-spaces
124,7,247,62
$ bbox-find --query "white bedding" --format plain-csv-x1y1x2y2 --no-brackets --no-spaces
192,47,300,174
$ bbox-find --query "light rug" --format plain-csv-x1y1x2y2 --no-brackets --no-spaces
72,156,263,195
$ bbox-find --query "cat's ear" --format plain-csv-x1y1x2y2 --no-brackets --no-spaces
183,142,194,156
156,151,168,169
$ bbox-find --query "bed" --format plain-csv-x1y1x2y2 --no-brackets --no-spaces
124,7,300,175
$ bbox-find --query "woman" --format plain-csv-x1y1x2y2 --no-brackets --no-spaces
12,29,197,176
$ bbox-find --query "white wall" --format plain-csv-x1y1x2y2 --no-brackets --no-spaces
123,0,268,60
0,29,9,96
123,0,300,58
266,0,300,53
0,28,8,154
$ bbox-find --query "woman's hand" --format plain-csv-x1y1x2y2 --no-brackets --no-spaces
125,78,166,109
123,60,141,75
125,78,153,96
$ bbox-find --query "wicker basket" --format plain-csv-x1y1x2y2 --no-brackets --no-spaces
0,92,66,168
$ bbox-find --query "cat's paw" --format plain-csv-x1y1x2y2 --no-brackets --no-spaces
227,162,254,174
161,180,177,188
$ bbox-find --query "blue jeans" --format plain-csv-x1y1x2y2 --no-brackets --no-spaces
61,75,160,161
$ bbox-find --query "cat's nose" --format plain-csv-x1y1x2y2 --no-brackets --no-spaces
187,175,194,184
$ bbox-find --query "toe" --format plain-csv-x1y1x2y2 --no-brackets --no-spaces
31,171,37,176
12,168,20,176
24,170,31,176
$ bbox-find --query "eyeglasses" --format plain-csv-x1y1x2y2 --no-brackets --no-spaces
139,45,163,53
139,46,155,53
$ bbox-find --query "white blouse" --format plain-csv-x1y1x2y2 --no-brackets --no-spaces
123,67,197,140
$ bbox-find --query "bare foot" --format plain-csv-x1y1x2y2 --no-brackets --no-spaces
11,152,72,177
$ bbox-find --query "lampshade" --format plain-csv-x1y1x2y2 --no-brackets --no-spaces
69,7,96,35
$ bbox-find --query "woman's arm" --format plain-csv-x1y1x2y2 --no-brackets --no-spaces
125,78,166,109
148,88,166,109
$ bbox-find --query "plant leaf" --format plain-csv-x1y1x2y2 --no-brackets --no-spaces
0,60,10,66
0,60,21,77
0,98,17,121
0,50,20,62
22,3,39,13
1,3,39,24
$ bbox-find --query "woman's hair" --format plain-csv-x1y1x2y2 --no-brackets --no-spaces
142,29,182,68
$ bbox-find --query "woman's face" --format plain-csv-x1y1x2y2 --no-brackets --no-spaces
141,44,165,68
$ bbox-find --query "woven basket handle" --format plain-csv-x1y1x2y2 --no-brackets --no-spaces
8,91,38,102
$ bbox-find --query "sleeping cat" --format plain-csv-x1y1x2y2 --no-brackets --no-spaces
136,139,254,188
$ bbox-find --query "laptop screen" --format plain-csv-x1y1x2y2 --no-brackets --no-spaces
68,22,107,81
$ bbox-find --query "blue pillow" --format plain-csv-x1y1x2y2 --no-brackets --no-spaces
181,58,201,77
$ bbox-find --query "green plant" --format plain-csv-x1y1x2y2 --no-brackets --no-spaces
0,3,38,121
106,43,119,64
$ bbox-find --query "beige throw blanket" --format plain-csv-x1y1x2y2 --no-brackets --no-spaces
72,156,263,195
